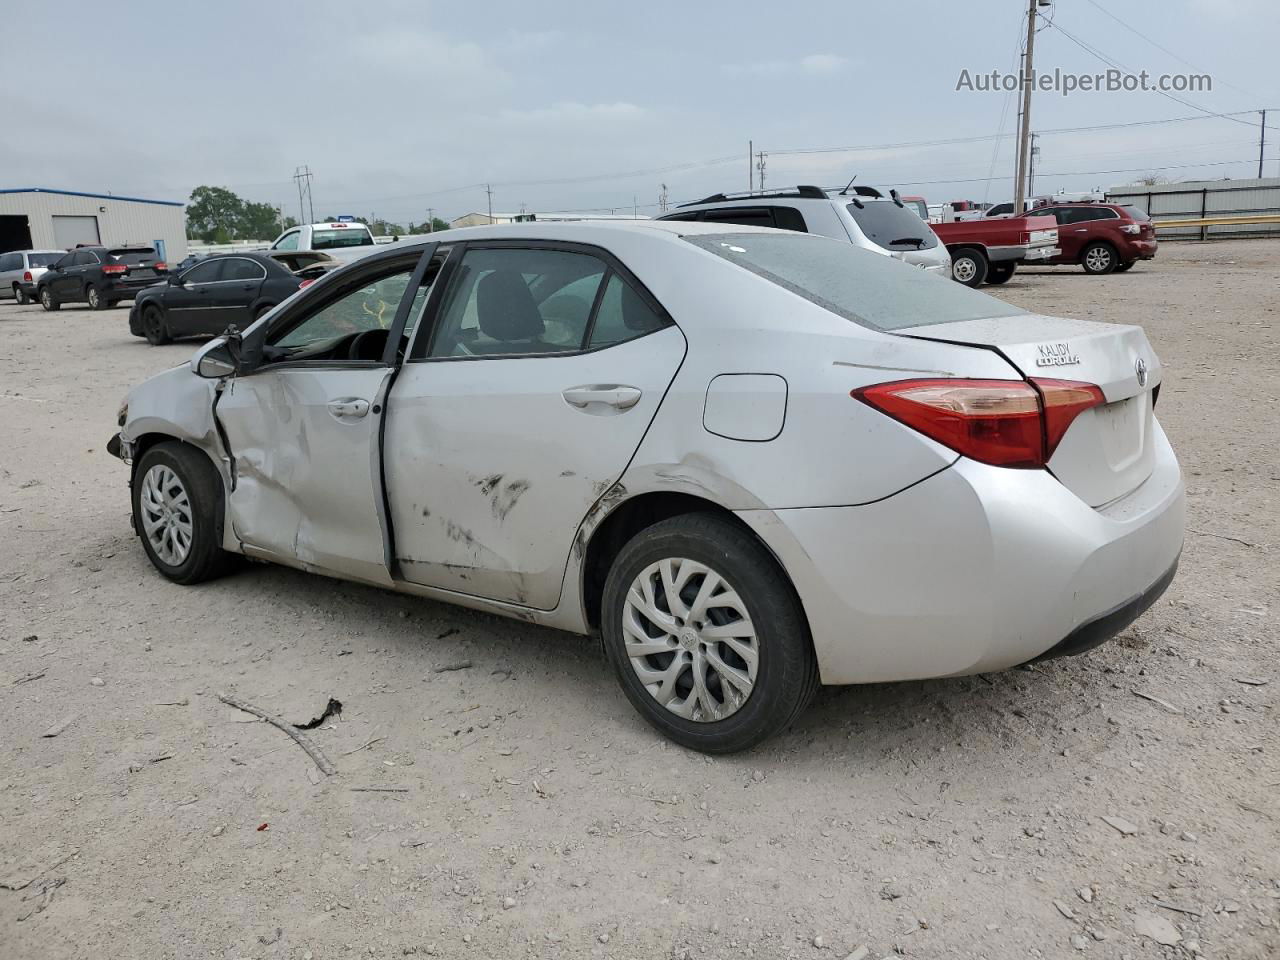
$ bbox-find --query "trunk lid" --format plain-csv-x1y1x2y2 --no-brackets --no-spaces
899,313,1161,507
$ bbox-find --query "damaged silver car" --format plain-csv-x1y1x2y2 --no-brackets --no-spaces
111,220,1183,753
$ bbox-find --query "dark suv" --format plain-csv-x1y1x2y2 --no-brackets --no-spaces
37,245,168,311
1030,202,1156,275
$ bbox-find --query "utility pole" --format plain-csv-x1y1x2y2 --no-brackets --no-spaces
426,207,435,233
485,183,494,222
292,165,315,224
1027,132,1040,198
756,150,767,191
659,183,669,213
1260,110,1268,179
748,140,753,191
1013,0,1039,216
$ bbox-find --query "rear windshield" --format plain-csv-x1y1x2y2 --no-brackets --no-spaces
846,201,939,250
28,253,61,267
685,232,1024,332
311,228,374,250
107,248,157,264
1120,204,1150,221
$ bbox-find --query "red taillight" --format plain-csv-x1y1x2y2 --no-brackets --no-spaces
23,271,32,283
102,264,127,275
299,278,316,289
852,377,1105,469
154,261,168,271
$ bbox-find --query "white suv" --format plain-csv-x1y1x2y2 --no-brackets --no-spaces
658,185,951,275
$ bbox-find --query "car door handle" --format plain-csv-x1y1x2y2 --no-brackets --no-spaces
1074,228,1088,232
327,398,370,419
562,385,642,410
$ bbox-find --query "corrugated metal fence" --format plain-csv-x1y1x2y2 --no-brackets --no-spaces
1107,177,1280,240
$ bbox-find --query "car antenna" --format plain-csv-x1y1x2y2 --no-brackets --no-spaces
839,174,857,196
890,188,904,208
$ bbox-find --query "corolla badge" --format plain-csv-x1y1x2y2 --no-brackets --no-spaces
1035,341,1080,367
1135,357,1148,387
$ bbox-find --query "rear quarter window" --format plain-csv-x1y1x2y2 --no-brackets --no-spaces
686,232,1024,332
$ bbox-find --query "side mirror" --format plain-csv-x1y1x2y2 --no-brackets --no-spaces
168,273,184,286
191,337,238,379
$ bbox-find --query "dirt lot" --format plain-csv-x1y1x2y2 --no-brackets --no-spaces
2,239,1277,960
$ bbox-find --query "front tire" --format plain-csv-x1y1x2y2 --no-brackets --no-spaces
142,305,171,345
131,442,234,584
601,512,818,753
1081,242,1118,275
986,262,1016,285
87,283,109,310
40,287,59,311
950,247,988,287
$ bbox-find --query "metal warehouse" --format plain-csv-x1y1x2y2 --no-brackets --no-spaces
0,188,187,262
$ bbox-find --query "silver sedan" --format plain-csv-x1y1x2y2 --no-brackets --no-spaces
110,221,1184,753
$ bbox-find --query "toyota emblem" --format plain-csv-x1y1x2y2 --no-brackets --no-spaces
1135,357,1148,387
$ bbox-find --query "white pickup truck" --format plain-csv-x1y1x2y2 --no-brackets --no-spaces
269,220,378,263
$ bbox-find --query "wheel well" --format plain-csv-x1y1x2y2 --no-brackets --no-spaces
128,434,228,540
948,244,987,262
580,491,757,632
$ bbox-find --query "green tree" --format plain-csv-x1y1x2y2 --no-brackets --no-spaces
238,201,286,240
186,186,243,242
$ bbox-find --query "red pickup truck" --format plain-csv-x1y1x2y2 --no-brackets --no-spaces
931,215,1059,287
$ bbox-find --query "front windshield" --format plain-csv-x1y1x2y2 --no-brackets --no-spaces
685,232,1024,331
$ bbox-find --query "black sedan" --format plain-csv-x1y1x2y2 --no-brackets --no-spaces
129,253,309,345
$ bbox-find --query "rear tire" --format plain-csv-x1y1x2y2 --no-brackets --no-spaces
87,283,109,310
14,284,30,305
950,247,988,287
1114,260,1135,273
142,305,171,345
40,287,59,311
600,512,818,753
131,441,235,584
1081,242,1118,275
986,262,1016,284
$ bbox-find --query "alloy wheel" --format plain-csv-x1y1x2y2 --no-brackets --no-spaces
953,257,977,283
87,286,100,309
41,289,52,308
1085,247,1112,272
139,464,194,566
622,557,758,722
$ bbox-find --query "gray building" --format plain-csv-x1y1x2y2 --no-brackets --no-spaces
0,187,188,261
1107,177,1280,240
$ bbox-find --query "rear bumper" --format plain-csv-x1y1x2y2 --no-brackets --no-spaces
737,421,1184,684
1125,238,1158,260
104,279,161,299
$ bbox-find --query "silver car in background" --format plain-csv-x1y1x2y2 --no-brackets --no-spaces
110,221,1182,753
657,184,952,276
0,249,64,303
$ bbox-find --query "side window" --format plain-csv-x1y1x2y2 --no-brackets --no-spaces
0,253,17,272
73,251,94,266
53,253,73,269
183,260,223,284
426,247,606,358
700,207,774,228
657,212,702,222
222,258,267,282
273,231,300,251
771,206,808,233
272,267,416,350
587,274,670,349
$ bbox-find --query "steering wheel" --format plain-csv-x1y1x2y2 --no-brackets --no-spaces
346,329,388,361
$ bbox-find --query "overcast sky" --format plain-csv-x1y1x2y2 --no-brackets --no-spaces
3,0,1276,224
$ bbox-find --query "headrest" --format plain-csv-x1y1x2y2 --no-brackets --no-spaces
476,270,544,341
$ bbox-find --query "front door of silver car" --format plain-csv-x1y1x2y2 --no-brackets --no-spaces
214,255,431,586
385,242,686,608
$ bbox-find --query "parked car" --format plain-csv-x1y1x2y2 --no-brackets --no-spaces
0,249,63,304
1027,202,1157,274
931,214,1059,286
656,185,952,276
109,221,1183,753
37,246,168,311
129,253,311,345
270,220,378,264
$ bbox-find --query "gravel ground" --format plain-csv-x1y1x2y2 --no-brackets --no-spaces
2,239,1277,960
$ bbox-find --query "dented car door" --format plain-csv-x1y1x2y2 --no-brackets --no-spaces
213,255,432,586
384,242,686,608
